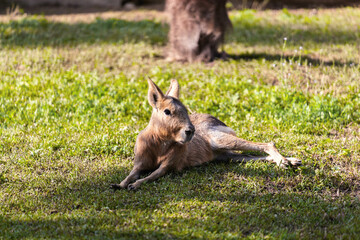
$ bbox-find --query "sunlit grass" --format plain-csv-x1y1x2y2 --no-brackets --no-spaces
0,7,359,239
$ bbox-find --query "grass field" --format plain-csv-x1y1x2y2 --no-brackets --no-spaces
1,7,360,239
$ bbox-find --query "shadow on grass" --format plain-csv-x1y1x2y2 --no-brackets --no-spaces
0,18,168,47
230,23,360,46
0,217,175,239
0,16,359,47
2,161,359,239
2,192,354,239
228,53,359,67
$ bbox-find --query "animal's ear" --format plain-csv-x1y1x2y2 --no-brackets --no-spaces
147,79,164,109
165,79,180,99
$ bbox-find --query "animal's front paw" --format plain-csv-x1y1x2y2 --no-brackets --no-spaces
110,184,122,191
127,182,140,191
111,180,131,191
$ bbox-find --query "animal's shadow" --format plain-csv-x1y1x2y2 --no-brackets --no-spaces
227,52,358,67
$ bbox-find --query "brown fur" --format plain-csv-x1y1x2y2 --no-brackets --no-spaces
165,0,232,62
113,79,301,190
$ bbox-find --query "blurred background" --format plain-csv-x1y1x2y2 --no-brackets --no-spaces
1,0,359,14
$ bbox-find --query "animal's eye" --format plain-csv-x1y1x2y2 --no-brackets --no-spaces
164,109,171,115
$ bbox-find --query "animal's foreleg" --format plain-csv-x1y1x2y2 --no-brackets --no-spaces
127,165,168,190
111,167,141,190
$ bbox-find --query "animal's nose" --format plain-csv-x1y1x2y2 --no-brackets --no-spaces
185,125,195,136
185,130,193,137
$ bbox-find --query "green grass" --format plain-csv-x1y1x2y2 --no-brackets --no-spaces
1,7,360,239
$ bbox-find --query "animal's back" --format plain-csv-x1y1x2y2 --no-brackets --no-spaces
190,113,236,140
179,113,236,169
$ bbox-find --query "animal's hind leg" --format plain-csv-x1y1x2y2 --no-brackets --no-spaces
215,151,272,163
209,130,301,167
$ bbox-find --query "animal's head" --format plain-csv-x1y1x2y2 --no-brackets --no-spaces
147,79,195,144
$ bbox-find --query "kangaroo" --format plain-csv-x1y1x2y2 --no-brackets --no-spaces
112,79,301,190
166,0,232,62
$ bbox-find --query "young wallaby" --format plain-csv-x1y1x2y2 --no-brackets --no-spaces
113,79,301,190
